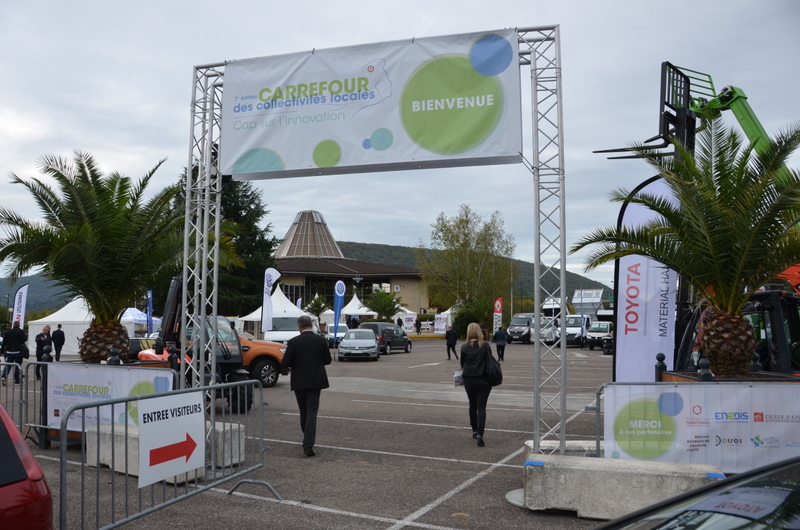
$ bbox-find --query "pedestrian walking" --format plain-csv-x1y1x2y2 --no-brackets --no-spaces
415,318,422,335
52,324,65,361
460,322,493,447
34,325,52,380
445,326,458,360
492,326,509,361
281,315,332,457
1,321,28,386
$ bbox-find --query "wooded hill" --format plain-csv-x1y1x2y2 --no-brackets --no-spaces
2,242,611,315
337,241,611,301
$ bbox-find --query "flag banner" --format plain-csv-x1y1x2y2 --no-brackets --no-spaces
261,268,282,334
12,283,29,328
493,297,503,333
146,290,154,335
615,178,677,382
221,29,522,180
332,281,345,344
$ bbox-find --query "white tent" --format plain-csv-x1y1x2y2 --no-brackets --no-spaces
29,298,91,358
341,294,377,319
237,288,317,338
29,298,163,357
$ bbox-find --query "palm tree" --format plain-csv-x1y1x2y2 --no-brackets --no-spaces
364,289,405,321
0,151,184,363
571,114,800,378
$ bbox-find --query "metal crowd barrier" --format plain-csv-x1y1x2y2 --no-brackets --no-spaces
57,379,280,529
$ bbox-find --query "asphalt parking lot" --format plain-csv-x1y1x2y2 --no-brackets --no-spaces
33,338,613,529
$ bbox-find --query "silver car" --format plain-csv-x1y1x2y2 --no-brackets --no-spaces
337,329,380,362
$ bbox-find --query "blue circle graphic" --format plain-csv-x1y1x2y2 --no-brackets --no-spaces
233,148,285,174
469,34,513,76
658,392,684,417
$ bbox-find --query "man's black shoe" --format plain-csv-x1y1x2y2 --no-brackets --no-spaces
303,449,316,457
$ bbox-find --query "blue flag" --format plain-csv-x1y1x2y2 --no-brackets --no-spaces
332,281,345,345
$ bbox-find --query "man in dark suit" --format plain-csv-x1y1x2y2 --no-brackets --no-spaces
281,315,331,457
52,324,65,361
445,326,458,360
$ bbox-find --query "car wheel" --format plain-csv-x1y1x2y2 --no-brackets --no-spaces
385,344,392,355
252,358,280,388
589,344,595,351
404,341,412,353
338,355,344,362
228,385,253,413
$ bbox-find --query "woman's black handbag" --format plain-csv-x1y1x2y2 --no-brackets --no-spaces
485,344,503,386
20,344,30,359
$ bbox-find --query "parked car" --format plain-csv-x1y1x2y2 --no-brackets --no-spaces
507,313,534,343
238,333,285,388
586,321,613,351
563,314,591,347
358,322,412,354
594,455,800,529
322,323,349,348
263,316,318,344
0,402,53,529
539,317,560,345
337,329,380,362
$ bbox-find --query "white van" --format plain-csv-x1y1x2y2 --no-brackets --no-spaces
564,314,591,347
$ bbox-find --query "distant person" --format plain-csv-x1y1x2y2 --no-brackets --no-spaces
415,318,422,335
34,325,52,379
1,321,28,386
281,315,332,457
52,324,65,361
492,326,509,361
460,322,493,447
396,317,403,328
445,326,458,360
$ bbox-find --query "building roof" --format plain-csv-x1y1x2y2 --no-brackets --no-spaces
274,210,420,277
274,210,345,259
276,257,418,277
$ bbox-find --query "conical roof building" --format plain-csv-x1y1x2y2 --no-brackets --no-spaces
274,211,345,259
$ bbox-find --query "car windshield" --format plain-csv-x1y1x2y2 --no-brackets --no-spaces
565,317,583,326
268,317,299,331
347,330,374,340
510,317,531,326
589,323,610,332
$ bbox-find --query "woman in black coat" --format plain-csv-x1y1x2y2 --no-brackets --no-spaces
460,322,492,446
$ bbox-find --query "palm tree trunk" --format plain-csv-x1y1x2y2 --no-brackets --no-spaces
701,308,757,378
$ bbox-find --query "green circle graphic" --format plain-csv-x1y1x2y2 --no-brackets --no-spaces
613,398,676,460
400,54,504,155
313,140,342,168
127,380,157,425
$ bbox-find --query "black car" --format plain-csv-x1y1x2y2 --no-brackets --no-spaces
358,322,412,354
594,455,800,529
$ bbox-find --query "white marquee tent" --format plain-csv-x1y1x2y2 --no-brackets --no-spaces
237,288,317,338
29,298,162,357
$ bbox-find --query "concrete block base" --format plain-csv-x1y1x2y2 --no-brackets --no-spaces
523,441,724,520
86,421,245,484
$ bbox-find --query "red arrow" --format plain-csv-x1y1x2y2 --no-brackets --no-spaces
149,433,197,466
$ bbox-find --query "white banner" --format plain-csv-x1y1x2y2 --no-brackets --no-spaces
615,257,677,381
605,383,800,474
12,283,29,328
47,363,173,431
261,267,281,334
221,30,522,179
615,177,677,382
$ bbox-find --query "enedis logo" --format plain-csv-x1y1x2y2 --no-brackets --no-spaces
714,411,749,422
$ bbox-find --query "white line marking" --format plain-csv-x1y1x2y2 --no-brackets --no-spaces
408,362,444,368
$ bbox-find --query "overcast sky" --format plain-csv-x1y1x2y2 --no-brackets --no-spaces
2,1,799,289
